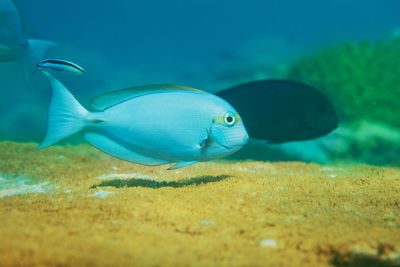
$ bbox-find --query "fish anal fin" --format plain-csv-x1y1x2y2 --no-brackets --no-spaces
84,132,171,166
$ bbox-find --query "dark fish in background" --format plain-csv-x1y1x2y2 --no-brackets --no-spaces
37,59,86,75
216,79,338,143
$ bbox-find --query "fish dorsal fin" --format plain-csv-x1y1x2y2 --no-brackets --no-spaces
90,84,206,111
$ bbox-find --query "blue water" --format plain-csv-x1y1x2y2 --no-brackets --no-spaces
12,0,400,92
2,0,400,165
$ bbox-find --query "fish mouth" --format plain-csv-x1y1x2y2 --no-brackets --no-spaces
234,134,249,147
216,134,249,149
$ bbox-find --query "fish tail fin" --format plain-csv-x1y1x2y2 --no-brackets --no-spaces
27,39,57,62
20,39,57,80
36,71,90,149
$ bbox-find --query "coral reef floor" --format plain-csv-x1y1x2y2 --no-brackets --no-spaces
0,142,399,266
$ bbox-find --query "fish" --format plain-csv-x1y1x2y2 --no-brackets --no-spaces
37,72,249,170
37,59,86,75
216,79,338,143
0,0,56,78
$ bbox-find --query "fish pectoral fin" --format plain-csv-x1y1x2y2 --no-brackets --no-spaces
200,137,209,148
167,161,198,170
199,128,212,154
84,132,171,166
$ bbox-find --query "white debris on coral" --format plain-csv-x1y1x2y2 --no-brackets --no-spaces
97,173,155,180
234,164,276,174
321,167,344,172
259,239,277,248
199,220,216,226
0,175,49,198
88,190,114,199
234,167,257,173
320,167,342,178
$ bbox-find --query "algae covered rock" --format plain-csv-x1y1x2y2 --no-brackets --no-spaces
286,39,400,127
306,120,400,166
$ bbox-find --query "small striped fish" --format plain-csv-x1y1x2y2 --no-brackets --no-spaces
37,59,86,75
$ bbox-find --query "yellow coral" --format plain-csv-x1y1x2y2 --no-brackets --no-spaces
0,142,399,266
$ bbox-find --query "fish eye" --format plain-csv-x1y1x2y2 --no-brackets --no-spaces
224,112,236,127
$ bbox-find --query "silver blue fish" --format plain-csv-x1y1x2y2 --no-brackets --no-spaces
37,72,249,169
37,59,86,75
0,0,56,78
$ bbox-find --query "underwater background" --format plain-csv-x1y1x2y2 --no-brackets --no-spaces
1,1,400,266
2,0,400,166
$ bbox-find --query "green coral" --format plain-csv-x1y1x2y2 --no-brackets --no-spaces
286,39,400,127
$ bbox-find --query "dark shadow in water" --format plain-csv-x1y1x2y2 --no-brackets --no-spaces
91,175,230,189
330,250,400,267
